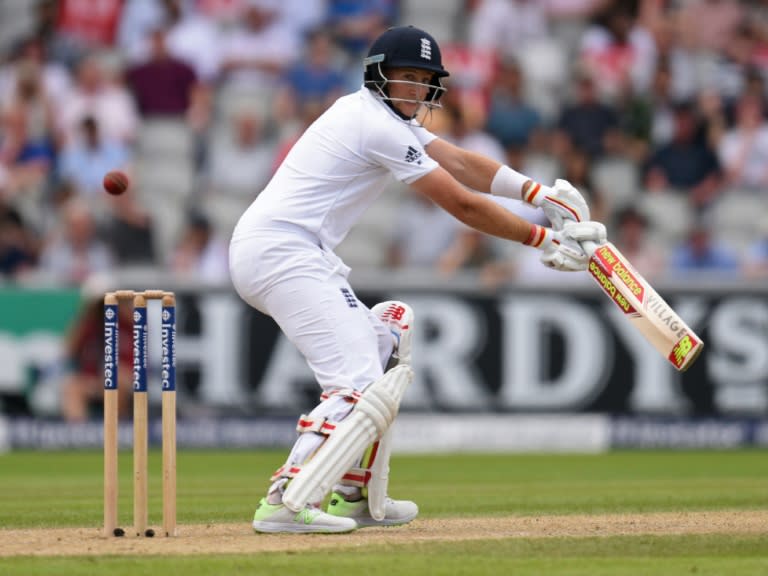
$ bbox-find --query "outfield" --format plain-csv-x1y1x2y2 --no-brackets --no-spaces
1,450,766,574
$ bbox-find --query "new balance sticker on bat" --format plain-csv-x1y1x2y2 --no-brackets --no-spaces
592,245,645,302
669,333,700,370
405,146,422,164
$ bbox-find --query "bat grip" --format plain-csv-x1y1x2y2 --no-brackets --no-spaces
580,240,599,257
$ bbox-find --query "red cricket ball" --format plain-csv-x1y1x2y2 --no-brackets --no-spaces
103,171,130,195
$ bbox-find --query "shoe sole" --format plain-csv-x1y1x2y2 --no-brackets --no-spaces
252,521,358,534
344,511,419,528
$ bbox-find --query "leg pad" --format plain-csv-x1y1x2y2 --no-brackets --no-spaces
282,365,412,512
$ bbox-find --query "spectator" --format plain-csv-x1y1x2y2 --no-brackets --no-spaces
484,58,543,151
468,0,549,62
0,198,39,280
3,61,59,169
100,190,156,266
125,26,198,118
619,60,676,162
219,0,301,106
441,97,506,166
57,55,139,146
116,0,167,63
552,71,623,160
578,4,657,102
208,109,275,196
57,116,132,198
274,0,327,39
612,205,665,279
38,198,114,284
326,0,394,64
644,101,722,209
676,0,744,56
161,0,221,84
273,28,347,125
716,93,768,191
561,147,606,223
29,0,88,68
61,289,133,422
669,223,740,275
54,0,123,51
171,210,229,282
0,35,72,112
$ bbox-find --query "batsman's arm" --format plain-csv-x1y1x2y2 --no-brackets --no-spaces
425,138,590,226
411,166,538,244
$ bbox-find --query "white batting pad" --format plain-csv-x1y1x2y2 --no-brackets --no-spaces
283,365,413,512
367,428,393,521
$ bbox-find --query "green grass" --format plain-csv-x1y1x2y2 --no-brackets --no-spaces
1,450,767,574
3,537,768,576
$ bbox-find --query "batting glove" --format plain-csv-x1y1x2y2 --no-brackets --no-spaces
523,178,590,230
528,221,607,272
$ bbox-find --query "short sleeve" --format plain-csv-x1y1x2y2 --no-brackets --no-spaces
365,120,439,184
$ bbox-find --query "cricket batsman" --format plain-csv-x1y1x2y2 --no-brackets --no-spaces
229,25,606,533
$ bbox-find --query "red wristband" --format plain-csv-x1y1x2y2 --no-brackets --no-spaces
523,224,547,248
522,181,542,204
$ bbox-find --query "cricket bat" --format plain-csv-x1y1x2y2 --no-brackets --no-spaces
583,241,704,371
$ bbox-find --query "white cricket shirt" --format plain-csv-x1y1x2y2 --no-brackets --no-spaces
232,87,440,250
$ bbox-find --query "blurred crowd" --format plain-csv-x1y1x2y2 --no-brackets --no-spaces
0,0,767,290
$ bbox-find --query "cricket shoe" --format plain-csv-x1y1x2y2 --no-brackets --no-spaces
326,492,418,527
252,498,358,534
372,301,413,366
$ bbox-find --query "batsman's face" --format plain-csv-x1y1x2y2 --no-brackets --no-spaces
387,67,432,117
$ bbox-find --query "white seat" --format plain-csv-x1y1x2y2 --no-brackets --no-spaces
200,193,251,240
400,0,464,42
636,189,694,244
216,83,276,120
136,157,196,201
137,119,194,160
524,153,561,188
591,157,640,211
518,38,568,121
140,194,187,265
710,190,768,252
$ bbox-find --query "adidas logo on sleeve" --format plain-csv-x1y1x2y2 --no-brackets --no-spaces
405,146,423,164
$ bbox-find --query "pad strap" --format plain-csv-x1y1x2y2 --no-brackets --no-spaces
296,415,337,435
340,467,372,487
270,464,301,482
273,464,373,486
319,389,362,403
338,440,381,489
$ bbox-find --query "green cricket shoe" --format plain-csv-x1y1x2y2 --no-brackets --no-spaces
252,498,358,534
326,492,418,527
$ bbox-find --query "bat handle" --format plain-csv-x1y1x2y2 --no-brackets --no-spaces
580,240,599,257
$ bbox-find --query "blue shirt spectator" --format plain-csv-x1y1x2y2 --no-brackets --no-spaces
58,116,131,198
326,0,395,58
644,101,721,208
669,226,739,273
485,59,541,149
554,73,621,159
281,29,346,109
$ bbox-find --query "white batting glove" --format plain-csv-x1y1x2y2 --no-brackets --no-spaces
523,179,590,230
529,221,607,272
561,220,607,246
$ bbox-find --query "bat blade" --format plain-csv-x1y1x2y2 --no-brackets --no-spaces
585,241,704,371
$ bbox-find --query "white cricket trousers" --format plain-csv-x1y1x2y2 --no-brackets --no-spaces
229,228,393,395
230,227,397,496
